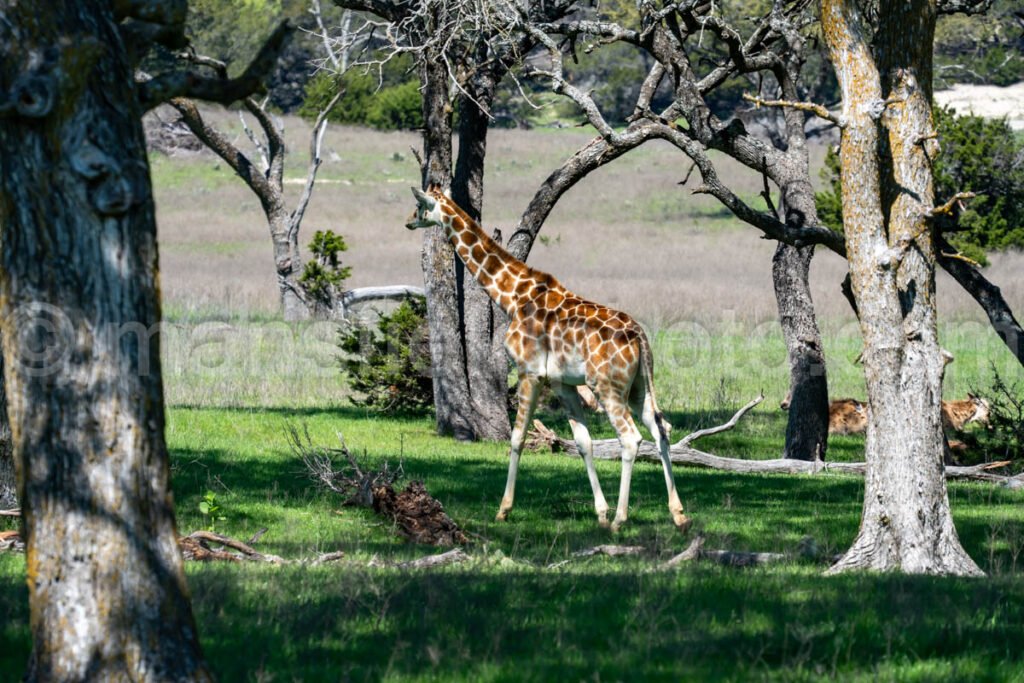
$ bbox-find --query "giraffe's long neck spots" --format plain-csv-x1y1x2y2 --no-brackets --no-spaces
442,205,529,314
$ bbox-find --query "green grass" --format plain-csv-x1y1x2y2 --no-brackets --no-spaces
2,320,1023,680
3,401,1024,681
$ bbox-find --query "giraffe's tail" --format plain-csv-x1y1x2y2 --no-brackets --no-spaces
637,328,671,444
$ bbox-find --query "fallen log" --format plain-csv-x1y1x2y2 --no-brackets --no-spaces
0,508,20,517
527,395,1024,488
547,544,646,569
394,548,470,570
663,536,823,569
178,530,285,564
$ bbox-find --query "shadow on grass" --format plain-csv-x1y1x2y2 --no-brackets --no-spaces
2,407,1021,681
181,563,1024,682
168,402,436,425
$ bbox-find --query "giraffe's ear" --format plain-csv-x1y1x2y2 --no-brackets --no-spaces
411,186,436,210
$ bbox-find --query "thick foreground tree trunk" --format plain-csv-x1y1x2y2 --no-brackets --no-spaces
0,2,213,677
821,0,981,575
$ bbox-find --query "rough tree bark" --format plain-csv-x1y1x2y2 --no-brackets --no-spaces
773,243,829,461
0,1,214,678
417,45,486,440
0,345,14,510
821,0,982,575
451,58,513,441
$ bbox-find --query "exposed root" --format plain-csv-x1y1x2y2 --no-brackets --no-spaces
293,425,468,546
373,480,469,546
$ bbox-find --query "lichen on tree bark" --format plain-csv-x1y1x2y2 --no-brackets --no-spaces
0,1,214,678
820,0,982,576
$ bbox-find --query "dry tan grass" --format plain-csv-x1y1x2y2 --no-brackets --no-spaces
155,107,1024,327
152,107,1024,408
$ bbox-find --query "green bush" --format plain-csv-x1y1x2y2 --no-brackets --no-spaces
300,230,351,297
338,298,433,413
932,106,1024,264
299,56,422,130
815,106,1024,266
364,80,423,130
299,230,351,317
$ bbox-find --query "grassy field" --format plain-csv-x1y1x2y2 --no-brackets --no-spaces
4,404,1024,681
3,114,1024,680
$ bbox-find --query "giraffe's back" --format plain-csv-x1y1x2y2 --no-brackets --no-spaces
505,275,644,387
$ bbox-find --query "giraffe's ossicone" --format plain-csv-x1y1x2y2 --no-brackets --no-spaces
407,185,690,532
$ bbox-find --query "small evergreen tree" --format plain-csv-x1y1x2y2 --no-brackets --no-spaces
299,230,351,317
338,298,433,413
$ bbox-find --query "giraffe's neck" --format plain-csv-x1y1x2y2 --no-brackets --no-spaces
440,204,534,314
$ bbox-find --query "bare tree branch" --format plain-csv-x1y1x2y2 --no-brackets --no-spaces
742,92,843,127
137,20,294,110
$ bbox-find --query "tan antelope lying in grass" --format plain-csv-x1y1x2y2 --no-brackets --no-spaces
940,393,991,431
779,393,867,435
780,394,990,436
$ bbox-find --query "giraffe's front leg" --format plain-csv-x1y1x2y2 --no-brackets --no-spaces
497,375,541,522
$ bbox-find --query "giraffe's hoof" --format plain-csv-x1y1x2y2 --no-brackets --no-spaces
673,515,693,534
610,519,626,533
496,509,510,522
597,517,611,530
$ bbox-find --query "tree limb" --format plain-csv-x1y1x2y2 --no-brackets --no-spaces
168,98,276,208
289,87,345,239
137,20,293,110
939,243,1024,367
742,93,843,127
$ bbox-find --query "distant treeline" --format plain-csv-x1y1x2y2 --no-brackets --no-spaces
178,0,1023,129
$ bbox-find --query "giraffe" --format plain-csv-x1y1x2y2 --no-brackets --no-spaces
406,185,690,532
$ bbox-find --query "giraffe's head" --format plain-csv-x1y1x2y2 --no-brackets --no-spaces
406,185,449,230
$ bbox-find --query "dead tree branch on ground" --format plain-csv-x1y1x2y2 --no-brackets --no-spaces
293,427,468,545
527,397,1024,488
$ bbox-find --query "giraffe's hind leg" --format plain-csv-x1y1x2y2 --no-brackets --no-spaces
555,383,610,527
497,375,541,522
632,385,690,532
598,388,643,533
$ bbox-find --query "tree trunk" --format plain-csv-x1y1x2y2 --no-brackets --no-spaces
418,50,479,440
451,63,512,442
773,242,829,461
270,210,308,322
417,45,511,441
0,3,213,677
0,343,14,510
821,0,981,575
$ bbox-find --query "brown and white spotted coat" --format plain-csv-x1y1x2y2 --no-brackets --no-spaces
941,394,990,432
407,185,688,532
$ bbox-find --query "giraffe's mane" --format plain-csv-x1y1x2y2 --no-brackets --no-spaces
433,190,561,290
